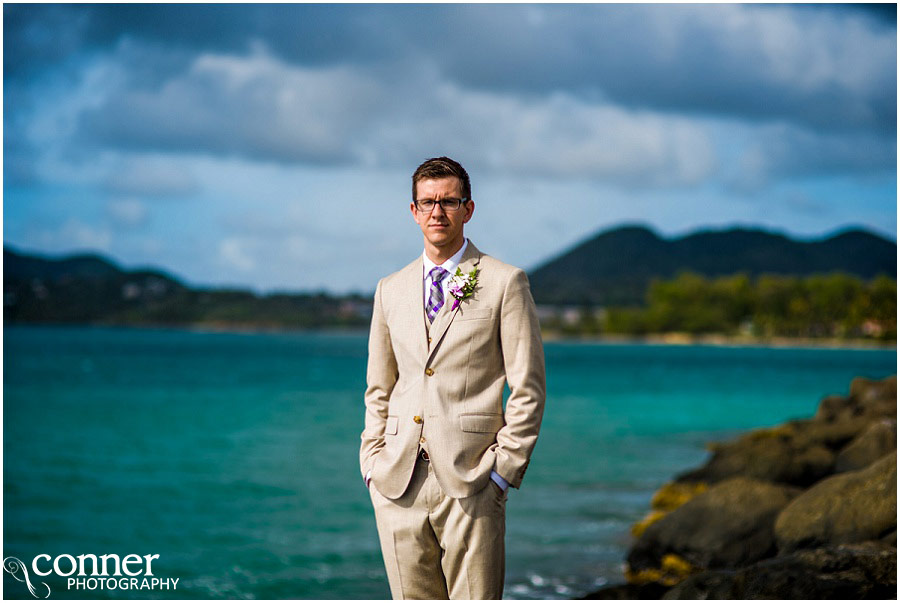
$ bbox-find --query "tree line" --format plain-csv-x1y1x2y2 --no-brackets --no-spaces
546,272,896,341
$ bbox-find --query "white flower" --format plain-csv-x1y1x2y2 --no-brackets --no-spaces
450,274,468,288
448,266,479,310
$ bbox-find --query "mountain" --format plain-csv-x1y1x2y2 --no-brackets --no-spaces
6,222,897,324
527,224,897,306
5,245,182,284
3,246,371,328
4,246,190,323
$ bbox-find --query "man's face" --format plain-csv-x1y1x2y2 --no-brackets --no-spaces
410,177,474,252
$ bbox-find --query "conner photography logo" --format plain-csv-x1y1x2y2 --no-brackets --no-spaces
3,554,178,598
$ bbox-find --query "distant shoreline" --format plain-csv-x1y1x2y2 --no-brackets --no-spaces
540,331,897,350
5,321,896,350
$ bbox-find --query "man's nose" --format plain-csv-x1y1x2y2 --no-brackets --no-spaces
431,203,446,218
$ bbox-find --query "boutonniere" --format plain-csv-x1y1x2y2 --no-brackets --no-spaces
448,266,479,311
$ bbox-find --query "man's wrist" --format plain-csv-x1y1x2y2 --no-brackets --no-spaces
489,470,509,492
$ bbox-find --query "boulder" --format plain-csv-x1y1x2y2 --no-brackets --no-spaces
678,376,897,489
676,425,835,487
850,375,897,405
813,376,896,438
814,394,852,421
814,376,897,427
790,416,872,450
775,451,896,552
603,376,898,600
581,581,671,599
650,481,709,511
631,482,709,538
835,418,896,473
628,477,800,575
661,541,897,599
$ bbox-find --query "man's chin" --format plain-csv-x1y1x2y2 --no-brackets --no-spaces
426,233,452,247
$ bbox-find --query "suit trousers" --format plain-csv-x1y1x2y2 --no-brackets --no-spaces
368,452,507,599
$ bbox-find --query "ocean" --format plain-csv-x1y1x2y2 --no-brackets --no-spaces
3,325,895,599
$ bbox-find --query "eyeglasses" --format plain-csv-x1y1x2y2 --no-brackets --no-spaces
414,198,470,213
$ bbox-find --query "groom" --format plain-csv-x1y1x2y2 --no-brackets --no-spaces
360,156,546,599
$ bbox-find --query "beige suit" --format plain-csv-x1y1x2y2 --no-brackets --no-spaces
360,240,546,599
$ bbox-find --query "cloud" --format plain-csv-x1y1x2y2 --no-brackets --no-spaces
78,48,383,164
102,156,198,197
5,3,896,229
69,40,890,192
367,82,718,188
26,218,113,253
3,4,94,80
105,198,148,227
429,4,896,134
727,123,897,192
218,237,256,272
11,4,894,135
72,47,716,189
782,191,830,216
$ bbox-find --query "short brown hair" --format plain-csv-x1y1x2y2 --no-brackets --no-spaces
412,156,471,201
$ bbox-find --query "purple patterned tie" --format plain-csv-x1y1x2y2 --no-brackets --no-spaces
426,266,449,323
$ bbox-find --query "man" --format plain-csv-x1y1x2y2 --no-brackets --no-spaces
359,156,546,599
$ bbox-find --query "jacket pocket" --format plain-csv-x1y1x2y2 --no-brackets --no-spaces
457,308,492,321
385,416,399,435
459,412,504,433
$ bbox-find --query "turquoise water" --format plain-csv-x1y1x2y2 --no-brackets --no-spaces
4,325,895,599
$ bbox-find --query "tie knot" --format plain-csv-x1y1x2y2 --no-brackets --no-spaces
428,266,449,282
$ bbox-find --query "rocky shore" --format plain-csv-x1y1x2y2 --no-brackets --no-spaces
585,375,897,599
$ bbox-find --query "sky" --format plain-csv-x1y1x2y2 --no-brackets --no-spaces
4,3,897,294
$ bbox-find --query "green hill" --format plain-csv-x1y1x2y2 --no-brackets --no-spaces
528,224,896,305
3,246,371,328
5,223,896,329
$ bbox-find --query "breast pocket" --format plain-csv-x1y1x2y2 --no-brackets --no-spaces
457,308,491,321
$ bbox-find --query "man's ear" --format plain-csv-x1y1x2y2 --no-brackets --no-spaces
463,200,475,223
410,202,421,224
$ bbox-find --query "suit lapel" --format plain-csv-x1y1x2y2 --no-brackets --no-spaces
426,241,482,366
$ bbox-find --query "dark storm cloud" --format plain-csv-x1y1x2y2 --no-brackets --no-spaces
428,4,896,134
797,3,896,24
76,52,384,165
7,4,894,135
4,3,896,191
728,124,898,192
4,4,397,80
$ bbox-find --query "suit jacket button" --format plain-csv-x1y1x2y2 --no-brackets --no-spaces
413,415,423,424
420,436,426,443
425,368,434,376
428,337,432,343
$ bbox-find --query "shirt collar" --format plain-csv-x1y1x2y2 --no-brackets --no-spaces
423,237,468,279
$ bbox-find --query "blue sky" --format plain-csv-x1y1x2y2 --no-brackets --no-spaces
4,3,897,294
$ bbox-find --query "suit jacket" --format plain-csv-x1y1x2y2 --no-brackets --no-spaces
359,240,546,499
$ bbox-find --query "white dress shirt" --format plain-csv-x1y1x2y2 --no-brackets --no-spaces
422,237,469,308
365,237,508,493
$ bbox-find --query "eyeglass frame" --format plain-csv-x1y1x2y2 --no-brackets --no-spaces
413,197,472,213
